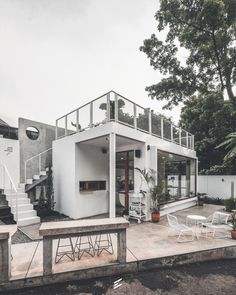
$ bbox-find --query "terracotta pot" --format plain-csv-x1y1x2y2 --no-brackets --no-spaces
151,212,160,222
231,230,236,240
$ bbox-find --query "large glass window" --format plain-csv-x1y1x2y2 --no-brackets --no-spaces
157,150,196,201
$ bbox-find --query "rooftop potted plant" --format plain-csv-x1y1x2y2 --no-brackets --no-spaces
150,183,170,222
230,211,236,239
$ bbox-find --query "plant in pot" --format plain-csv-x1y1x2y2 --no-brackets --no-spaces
135,168,155,194
197,193,206,206
230,211,236,239
150,183,170,222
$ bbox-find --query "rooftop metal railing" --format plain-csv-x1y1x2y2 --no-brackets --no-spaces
55,91,194,150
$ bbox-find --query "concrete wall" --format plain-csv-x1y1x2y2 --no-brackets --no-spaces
198,175,236,199
18,118,56,183
0,138,19,189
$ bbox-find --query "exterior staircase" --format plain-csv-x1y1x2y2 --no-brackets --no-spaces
4,184,40,226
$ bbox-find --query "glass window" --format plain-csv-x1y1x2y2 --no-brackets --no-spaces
157,150,196,201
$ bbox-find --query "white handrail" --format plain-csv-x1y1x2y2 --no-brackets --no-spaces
1,164,18,222
24,148,52,182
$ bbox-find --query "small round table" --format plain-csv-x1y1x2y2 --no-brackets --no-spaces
186,215,207,239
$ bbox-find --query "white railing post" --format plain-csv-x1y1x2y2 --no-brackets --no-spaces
133,103,137,129
171,124,174,142
192,135,195,149
55,120,58,140
39,154,41,175
76,109,79,132
106,93,110,122
186,131,189,148
149,109,152,134
179,128,182,146
161,117,164,139
25,161,27,183
65,116,68,136
114,93,118,121
90,102,93,127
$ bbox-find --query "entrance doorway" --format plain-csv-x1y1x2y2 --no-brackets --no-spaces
116,151,134,215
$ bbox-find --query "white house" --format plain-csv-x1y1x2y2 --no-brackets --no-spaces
53,91,197,220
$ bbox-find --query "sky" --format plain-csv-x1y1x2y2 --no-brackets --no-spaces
0,0,182,128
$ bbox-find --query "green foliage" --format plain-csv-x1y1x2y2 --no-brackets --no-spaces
150,183,171,212
216,132,236,160
231,211,236,231
224,198,236,212
135,168,156,192
180,92,236,174
140,0,236,109
37,166,55,214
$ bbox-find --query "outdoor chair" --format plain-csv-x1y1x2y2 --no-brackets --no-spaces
74,235,95,260
201,211,231,238
167,214,195,243
94,234,114,256
55,238,75,264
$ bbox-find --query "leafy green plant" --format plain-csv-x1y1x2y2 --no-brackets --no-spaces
224,198,236,212
216,132,236,161
135,168,156,193
231,211,236,231
150,183,170,213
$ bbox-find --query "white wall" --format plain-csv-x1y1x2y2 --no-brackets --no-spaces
0,138,19,189
198,175,236,199
75,144,109,219
53,121,197,219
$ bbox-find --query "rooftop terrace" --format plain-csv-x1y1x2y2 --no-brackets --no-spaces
55,91,194,150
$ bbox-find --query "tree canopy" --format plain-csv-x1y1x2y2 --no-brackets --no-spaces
180,92,236,174
140,0,236,109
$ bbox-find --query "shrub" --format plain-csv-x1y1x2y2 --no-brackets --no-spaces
224,198,236,212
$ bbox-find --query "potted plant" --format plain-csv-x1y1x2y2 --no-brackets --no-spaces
197,193,206,206
230,211,236,239
150,183,170,222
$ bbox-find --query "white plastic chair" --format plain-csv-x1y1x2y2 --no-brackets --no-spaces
201,212,231,238
167,214,194,242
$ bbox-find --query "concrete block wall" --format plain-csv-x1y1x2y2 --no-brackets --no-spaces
18,118,56,183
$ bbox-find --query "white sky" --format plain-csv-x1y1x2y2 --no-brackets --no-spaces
0,0,182,128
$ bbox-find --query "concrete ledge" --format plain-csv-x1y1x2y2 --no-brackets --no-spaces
1,244,236,292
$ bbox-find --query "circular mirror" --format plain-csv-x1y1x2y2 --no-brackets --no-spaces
26,126,39,140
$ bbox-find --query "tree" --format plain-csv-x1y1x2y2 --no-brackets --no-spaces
140,0,236,109
217,132,236,160
180,92,236,174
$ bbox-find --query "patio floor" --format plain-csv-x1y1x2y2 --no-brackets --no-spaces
10,204,236,280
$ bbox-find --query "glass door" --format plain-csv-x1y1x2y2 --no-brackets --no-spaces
116,151,134,212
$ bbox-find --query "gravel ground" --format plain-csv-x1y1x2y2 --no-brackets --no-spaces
2,259,236,295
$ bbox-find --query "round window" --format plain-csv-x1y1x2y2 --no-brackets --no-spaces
26,126,39,140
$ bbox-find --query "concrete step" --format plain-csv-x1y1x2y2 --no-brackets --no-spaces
9,198,30,205
14,209,36,220
19,183,26,188
26,179,33,185
11,203,33,213
17,216,40,227
33,175,40,180
6,193,28,200
40,171,47,176
4,187,25,194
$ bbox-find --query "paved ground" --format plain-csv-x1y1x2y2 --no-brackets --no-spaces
3,259,236,295
10,204,236,279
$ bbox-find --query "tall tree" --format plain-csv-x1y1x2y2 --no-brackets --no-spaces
140,0,236,109
180,92,236,174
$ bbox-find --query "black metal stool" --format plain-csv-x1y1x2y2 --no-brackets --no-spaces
74,235,95,259
55,238,75,264
94,234,114,256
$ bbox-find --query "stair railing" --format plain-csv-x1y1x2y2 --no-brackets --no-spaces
24,148,52,183
1,164,18,221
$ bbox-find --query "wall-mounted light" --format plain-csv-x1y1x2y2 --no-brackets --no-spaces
221,178,225,182
147,145,150,151
101,148,107,154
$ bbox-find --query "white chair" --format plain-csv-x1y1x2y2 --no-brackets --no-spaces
201,212,231,238
167,214,194,242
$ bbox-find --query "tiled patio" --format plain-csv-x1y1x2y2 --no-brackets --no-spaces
10,204,236,280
